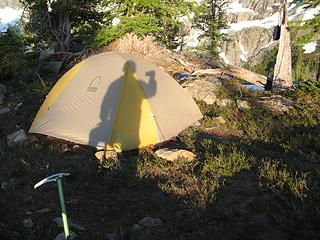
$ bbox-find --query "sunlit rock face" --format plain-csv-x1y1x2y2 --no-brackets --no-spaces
220,0,319,66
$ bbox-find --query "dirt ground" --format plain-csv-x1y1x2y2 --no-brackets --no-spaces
1,79,320,240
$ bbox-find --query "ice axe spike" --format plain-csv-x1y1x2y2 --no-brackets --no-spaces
34,173,71,239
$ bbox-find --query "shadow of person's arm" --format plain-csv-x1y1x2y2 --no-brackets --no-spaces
142,71,157,98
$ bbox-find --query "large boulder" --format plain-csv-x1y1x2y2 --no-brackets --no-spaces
184,78,221,105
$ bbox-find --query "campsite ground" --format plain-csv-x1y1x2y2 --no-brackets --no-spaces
1,78,320,240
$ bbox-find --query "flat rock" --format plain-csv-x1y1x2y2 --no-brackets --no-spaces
7,129,28,147
184,79,219,105
95,150,118,162
259,95,294,113
54,231,77,240
216,99,233,107
37,208,50,214
236,100,251,111
129,217,169,240
213,116,227,125
155,148,195,162
22,218,33,228
0,107,10,114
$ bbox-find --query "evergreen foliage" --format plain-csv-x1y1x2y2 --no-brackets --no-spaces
95,0,192,49
0,27,36,81
194,0,229,57
20,0,104,51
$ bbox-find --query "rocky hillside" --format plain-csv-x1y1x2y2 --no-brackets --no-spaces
220,0,320,66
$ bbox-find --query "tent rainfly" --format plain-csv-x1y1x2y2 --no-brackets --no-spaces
29,52,203,152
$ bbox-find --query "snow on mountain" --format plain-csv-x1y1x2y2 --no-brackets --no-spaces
218,0,319,66
303,42,317,54
0,7,22,32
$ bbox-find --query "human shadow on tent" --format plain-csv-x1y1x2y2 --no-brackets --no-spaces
89,60,157,153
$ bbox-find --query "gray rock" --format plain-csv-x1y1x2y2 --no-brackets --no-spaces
0,107,10,114
22,218,33,228
54,217,85,231
192,120,201,127
0,84,7,104
7,129,28,147
54,231,77,240
129,217,169,240
184,79,219,105
103,233,118,240
37,207,50,214
24,196,35,203
258,95,294,113
213,116,227,125
216,99,233,107
25,211,33,215
1,178,16,191
155,148,195,162
236,100,251,111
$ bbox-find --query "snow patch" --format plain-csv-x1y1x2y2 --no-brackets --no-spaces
219,52,230,64
0,7,22,32
239,42,249,62
222,12,279,33
228,0,255,13
303,42,317,54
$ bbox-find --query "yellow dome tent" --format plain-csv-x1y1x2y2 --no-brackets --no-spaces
29,52,203,151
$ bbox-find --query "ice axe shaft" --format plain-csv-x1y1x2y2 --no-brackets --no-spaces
57,178,70,239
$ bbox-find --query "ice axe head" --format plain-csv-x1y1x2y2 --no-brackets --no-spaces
34,172,70,189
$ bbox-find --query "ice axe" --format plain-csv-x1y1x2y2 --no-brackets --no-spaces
34,173,71,239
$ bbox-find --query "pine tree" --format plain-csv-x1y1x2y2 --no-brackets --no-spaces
194,0,229,57
95,0,192,49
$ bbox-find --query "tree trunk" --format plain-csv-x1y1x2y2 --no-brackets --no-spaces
272,0,293,91
317,60,320,82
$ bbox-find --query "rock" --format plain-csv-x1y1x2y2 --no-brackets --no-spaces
25,211,33,215
15,102,23,110
236,100,251,111
22,218,33,228
1,178,16,191
7,129,28,147
95,150,118,162
24,196,35,203
24,135,39,145
258,95,294,113
0,107,10,114
54,231,77,240
192,120,201,127
103,233,118,240
0,84,7,104
139,217,163,228
129,217,169,240
213,116,227,125
54,217,85,231
155,148,195,162
37,207,50,214
216,99,233,107
184,78,220,105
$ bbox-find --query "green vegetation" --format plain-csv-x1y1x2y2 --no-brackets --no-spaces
194,0,229,57
1,76,320,238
